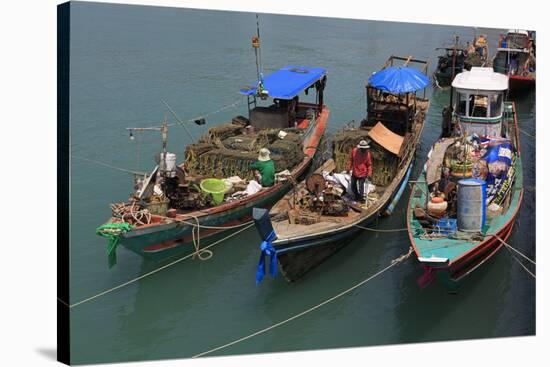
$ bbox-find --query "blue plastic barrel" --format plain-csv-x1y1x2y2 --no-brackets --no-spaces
457,179,487,232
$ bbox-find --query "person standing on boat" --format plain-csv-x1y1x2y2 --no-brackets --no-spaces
348,140,373,202
474,34,488,59
251,148,275,187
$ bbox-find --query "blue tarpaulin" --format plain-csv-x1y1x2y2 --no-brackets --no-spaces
240,65,326,100
368,66,429,94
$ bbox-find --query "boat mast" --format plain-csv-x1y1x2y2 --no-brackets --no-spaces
451,35,459,83
252,13,267,99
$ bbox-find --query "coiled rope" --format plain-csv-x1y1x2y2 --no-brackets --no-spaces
191,247,414,358
61,223,255,309
189,214,213,261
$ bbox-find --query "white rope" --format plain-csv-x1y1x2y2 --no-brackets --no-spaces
68,223,255,308
163,99,243,129
506,247,536,279
71,155,145,175
353,224,408,233
493,234,536,266
192,247,414,358
190,214,213,261
174,218,254,230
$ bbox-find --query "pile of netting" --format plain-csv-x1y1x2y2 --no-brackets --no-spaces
332,127,398,186
185,121,305,180
332,128,371,172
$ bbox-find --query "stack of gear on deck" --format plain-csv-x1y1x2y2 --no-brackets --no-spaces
287,174,349,225
185,120,305,181
417,135,516,235
306,173,349,217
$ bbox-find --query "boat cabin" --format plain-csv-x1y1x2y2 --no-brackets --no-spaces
365,56,429,135
503,29,530,50
493,29,535,78
333,55,430,188
239,65,327,130
451,67,508,136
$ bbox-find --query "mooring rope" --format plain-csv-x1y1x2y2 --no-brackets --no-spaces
189,214,214,261
492,234,536,266
353,224,408,233
506,246,536,279
62,223,255,309
191,247,414,358
518,127,535,139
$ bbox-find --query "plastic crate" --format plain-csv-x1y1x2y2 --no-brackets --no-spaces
435,218,457,235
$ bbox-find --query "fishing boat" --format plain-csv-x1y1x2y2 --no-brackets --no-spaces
433,35,488,89
433,46,466,88
253,56,430,283
492,29,535,91
97,65,330,265
407,67,522,289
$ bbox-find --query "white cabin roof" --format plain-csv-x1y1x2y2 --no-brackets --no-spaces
452,67,508,91
507,29,529,36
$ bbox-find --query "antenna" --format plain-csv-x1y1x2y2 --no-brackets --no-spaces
252,13,268,99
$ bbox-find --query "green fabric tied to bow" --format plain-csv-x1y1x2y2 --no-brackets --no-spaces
96,223,134,268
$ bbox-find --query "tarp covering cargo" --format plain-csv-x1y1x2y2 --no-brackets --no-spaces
367,122,404,156
368,66,430,94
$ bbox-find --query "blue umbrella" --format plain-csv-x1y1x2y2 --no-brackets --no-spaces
368,66,429,94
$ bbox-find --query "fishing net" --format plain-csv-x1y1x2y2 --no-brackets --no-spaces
185,123,305,180
332,128,371,172
332,128,398,186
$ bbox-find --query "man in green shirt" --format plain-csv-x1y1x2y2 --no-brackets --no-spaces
250,148,275,187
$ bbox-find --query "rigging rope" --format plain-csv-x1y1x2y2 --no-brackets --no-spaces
192,247,414,358
71,155,145,175
62,223,255,309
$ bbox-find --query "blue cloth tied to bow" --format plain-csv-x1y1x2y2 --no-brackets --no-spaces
256,231,277,284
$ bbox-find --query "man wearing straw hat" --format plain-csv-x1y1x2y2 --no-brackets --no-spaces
251,148,275,187
348,140,373,202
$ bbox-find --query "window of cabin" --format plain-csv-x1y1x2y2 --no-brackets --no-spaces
469,94,488,117
457,92,468,115
489,93,503,117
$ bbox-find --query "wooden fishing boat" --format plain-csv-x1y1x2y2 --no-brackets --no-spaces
492,29,535,92
407,67,523,290
98,65,330,264
253,56,430,283
433,41,485,88
433,46,466,88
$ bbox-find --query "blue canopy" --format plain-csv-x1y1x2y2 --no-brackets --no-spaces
368,66,429,94
239,65,326,100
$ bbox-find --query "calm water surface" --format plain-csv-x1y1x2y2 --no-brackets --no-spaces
68,2,535,364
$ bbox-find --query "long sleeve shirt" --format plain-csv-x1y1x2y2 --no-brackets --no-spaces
250,160,275,187
348,147,372,178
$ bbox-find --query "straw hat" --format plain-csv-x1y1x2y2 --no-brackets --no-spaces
258,148,271,161
357,140,370,149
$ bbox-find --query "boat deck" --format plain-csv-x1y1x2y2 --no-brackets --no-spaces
409,157,523,263
271,186,386,238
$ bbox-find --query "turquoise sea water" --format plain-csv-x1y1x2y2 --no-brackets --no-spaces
68,2,535,364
